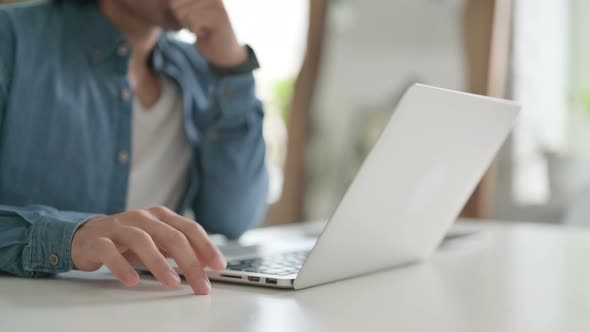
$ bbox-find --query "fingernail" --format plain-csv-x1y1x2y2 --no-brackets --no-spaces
196,279,211,295
164,271,181,288
213,256,227,269
125,273,139,286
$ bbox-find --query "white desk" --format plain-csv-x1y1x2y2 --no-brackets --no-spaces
1,221,589,332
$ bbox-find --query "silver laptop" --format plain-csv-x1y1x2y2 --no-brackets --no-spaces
189,84,519,289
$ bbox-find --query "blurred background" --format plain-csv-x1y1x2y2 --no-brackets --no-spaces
4,0,590,227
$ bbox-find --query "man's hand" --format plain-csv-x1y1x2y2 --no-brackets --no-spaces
71,206,227,295
170,0,248,68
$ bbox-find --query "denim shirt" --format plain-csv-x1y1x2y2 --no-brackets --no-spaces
0,1,268,277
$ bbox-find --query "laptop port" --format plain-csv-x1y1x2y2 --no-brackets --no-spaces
220,274,242,280
266,278,278,285
247,276,261,282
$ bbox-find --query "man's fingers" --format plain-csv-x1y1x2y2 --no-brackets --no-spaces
149,206,227,271
171,1,222,37
94,237,139,287
169,0,195,10
113,225,181,289
125,209,212,295
161,233,211,295
170,0,220,13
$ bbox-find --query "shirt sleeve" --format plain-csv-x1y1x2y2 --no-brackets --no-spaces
191,71,269,239
0,11,101,278
0,205,101,277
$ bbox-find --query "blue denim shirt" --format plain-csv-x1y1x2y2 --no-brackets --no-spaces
0,2,268,277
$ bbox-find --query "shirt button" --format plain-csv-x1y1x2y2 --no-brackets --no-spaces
118,150,129,165
208,130,220,142
121,89,131,102
223,88,233,98
117,44,130,57
48,254,60,266
94,49,103,61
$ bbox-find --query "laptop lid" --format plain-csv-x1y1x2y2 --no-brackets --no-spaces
293,84,520,289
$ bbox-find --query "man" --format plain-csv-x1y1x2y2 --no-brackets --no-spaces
0,0,268,295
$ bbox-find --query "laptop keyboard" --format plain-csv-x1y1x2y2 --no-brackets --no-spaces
226,250,309,276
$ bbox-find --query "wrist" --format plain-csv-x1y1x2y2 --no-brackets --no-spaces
209,45,260,77
23,211,101,274
208,45,249,69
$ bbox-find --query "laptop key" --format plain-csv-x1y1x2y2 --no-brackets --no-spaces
228,267,250,272
225,250,309,275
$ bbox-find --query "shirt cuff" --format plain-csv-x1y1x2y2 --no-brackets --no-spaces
21,211,101,274
215,72,260,118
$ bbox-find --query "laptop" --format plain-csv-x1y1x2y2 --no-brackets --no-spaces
180,84,519,289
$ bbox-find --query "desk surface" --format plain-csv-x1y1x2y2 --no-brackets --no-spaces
1,221,589,332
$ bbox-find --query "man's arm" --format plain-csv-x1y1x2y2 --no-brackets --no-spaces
0,204,230,295
192,72,269,239
170,0,269,239
0,8,98,279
